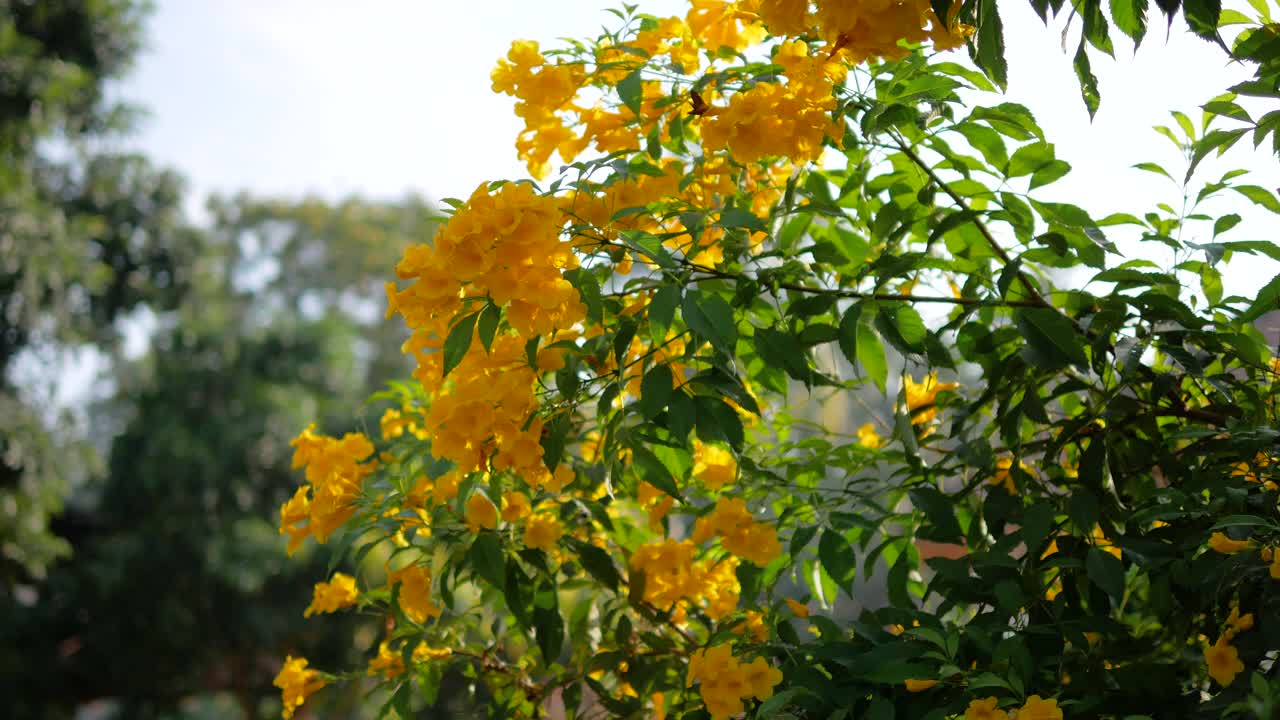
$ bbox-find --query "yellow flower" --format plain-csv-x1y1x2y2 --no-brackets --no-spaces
784,597,809,618
856,422,884,449
963,696,1006,720
1092,525,1121,560
367,641,405,680
1208,531,1251,554
413,642,452,661
989,455,1029,495
274,655,325,720
693,440,737,490
735,610,769,642
904,678,939,692
388,563,442,624
903,373,958,426
303,573,358,617
501,491,532,521
523,512,564,551
1226,606,1255,637
465,492,499,532
1016,695,1063,720
1205,635,1245,685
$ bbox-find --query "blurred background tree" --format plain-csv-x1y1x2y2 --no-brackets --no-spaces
0,1,447,717
0,0,197,587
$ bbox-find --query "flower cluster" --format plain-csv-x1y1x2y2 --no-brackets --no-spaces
745,0,975,61
629,538,742,621
1204,605,1254,685
962,695,1062,720
280,425,376,554
692,439,737,490
686,643,782,720
702,39,846,164
691,496,783,566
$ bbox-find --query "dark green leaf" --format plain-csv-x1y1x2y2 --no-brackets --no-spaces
1074,42,1101,118
476,303,500,352
682,291,737,355
639,364,673,421
818,529,858,597
909,486,964,542
1015,308,1088,369
1087,547,1126,605
468,530,506,590
974,0,1009,90
442,311,478,378
649,285,680,343
565,268,603,325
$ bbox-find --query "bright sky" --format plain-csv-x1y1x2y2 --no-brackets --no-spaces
120,0,1277,300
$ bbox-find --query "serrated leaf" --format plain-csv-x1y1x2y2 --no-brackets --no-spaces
1015,308,1088,369
909,485,964,542
1074,41,1100,118
639,364,673,420
818,528,858,597
469,530,506,590
648,286,680,344
682,291,737,355
1110,0,1149,44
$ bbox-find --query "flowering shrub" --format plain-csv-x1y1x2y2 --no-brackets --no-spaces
271,1,1280,718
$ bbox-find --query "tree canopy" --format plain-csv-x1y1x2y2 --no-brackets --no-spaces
268,2,1280,720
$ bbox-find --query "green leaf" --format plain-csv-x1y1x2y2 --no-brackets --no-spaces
533,588,565,661
1074,42,1101,118
694,395,745,450
442,311,478,378
639,364,673,421
1182,0,1223,41
1231,185,1280,214
1212,214,1241,238
468,530,506,590
1133,162,1176,182
1200,265,1223,305
1086,547,1126,605
565,268,603,325
1030,160,1072,189
573,540,622,592
755,327,812,382
1110,0,1149,44
682,291,737,355
877,303,927,353
618,68,644,117
1006,142,1055,177
954,123,1009,168
476,303,500,352
1015,308,1088,369
718,207,768,232
840,306,888,393
1238,272,1280,323
975,0,1009,90
648,285,680,343
632,444,681,499
818,528,858,597
909,486,964,542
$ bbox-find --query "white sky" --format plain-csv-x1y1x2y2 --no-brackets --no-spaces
118,0,1277,299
